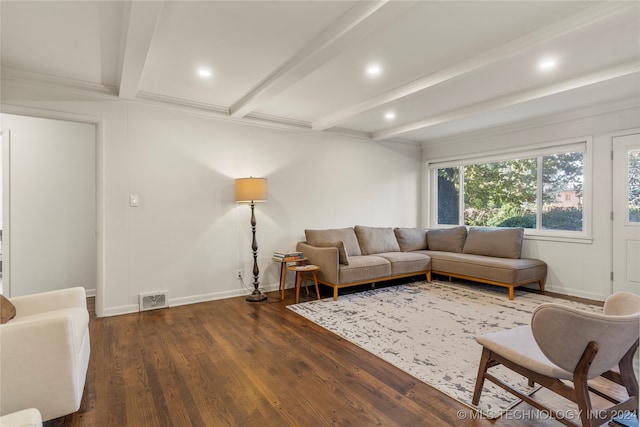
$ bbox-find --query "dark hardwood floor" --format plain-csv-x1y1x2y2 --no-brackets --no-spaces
44,280,619,427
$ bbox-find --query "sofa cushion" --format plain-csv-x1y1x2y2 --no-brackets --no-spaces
463,227,524,259
310,240,349,265
375,252,431,276
425,251,546,285
355,226,401,255
0,294,16,324
337,255,391,284
427,226,467,253
394,228,428,252
306,228,362,256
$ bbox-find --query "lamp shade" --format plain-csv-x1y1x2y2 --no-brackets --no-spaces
235,177,268,203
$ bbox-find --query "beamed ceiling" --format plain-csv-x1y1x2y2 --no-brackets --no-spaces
1,1,639,144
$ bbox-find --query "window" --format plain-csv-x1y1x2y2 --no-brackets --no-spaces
431,142,587,235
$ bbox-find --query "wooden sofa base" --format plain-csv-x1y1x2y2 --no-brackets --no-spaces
432,270,545,300
318,271,432,301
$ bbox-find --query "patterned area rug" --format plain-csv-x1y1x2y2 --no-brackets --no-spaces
288,280,598,418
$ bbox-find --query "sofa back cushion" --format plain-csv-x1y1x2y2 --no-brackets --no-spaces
394,228,428,252
305,227,362,256
427,226,467,253
354,226,400,255
463,226,524,259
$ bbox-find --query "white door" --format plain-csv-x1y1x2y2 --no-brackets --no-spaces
612,133,640,295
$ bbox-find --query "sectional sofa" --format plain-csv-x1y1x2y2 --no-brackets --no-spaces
296,225,547,301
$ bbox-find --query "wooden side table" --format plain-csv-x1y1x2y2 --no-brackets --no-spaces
288,264,321,304
272,257,307,300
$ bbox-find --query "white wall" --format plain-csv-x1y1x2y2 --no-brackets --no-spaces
0,113,96,297
0,82,421,315
3,79,637,308
422,104,640,301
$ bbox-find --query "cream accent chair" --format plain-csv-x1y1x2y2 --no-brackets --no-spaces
472,291,639,427
0,287,90,421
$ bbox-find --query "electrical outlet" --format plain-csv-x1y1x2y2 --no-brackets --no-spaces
237,270,242,279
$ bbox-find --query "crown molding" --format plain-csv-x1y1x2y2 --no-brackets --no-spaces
136,91,231,115
420,97,640,149
2,69,408,143
1,67,117,98
327,126,419,147
0,71,311,133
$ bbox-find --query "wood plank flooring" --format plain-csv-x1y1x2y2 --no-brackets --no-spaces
43,282,621,427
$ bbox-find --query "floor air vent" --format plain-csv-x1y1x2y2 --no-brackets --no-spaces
139,291,168,311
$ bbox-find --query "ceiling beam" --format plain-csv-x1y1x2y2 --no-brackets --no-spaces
229,0,417,118
371,62,640,141
118,1,164,100
312,1,636,131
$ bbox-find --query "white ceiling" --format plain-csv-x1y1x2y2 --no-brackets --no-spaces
1,1,639,144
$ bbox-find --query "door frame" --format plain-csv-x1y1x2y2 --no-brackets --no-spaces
1,129,11,296
610,127,640,296
2,106,105,316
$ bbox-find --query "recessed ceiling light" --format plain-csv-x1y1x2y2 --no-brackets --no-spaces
367,64,381,76
198,68,212,78
538,58,557,71
385,112,395,120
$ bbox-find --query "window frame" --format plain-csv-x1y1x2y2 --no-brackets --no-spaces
426,137,593,243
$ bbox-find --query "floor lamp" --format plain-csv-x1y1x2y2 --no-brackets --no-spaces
235,177,268,302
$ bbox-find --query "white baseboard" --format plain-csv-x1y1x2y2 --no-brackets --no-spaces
100,281,282,317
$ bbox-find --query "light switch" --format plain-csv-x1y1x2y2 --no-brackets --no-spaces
130,195,139,207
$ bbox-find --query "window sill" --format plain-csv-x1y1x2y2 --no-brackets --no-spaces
523,233,593,244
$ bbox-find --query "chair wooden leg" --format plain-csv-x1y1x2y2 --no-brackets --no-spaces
619,339,639,397
508,286,514,300
574,342,599,427
539,278,545,295
472,347,492,405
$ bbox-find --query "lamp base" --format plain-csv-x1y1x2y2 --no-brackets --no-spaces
246,290,267,303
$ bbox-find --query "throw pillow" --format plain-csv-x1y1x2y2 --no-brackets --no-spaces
427,226,467,253
463,227,524,259
394,227,428,252
354,225,401,255
0,294,16,324
305,228,362,256
310,240,350,265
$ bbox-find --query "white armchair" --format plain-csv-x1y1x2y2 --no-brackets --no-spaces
0,287,90,421
0,408,43,427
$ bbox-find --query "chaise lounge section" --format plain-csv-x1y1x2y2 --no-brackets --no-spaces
297,225,546,301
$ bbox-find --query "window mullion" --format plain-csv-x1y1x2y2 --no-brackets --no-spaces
537,156,543,230
459,166,465,226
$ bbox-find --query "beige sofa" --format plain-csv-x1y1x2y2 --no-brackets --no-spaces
296,225,547,301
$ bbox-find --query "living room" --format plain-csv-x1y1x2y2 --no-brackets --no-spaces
0,1,639,426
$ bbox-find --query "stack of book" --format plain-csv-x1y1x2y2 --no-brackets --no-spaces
273,250,304,261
